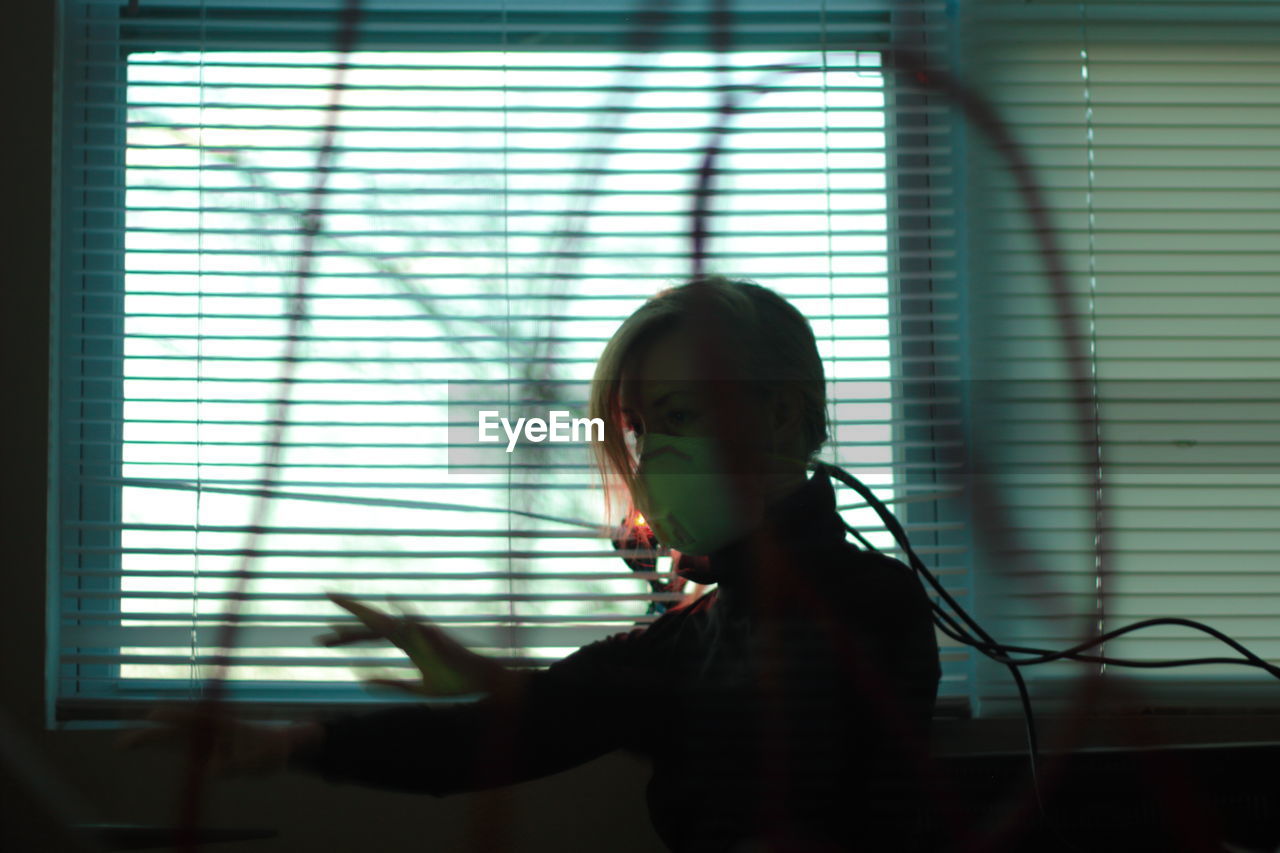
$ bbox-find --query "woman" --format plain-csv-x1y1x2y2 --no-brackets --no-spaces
127,276,942,852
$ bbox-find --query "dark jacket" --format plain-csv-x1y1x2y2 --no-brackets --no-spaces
295,468,942,852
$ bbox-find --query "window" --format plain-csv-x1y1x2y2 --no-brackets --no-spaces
52,0,965,723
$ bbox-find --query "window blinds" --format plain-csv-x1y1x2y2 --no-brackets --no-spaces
53,0,968,721
963,0,1280,715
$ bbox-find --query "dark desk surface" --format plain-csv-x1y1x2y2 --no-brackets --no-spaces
926,741,1280,853
77,824,278,851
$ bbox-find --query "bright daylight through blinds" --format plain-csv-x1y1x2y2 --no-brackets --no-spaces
56,30,969,714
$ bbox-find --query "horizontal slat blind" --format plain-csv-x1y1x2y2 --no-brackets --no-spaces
54,0,969,716
964,0,1280,715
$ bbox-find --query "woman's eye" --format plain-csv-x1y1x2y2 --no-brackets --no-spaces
667,409,700,428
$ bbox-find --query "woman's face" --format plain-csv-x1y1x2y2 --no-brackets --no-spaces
616,322,784,460
617,323,713,445
616,320,808,518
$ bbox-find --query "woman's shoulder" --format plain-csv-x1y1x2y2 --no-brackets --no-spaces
808,544,936,641
819,542,927,598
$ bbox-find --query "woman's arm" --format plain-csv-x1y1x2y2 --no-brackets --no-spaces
292,617,686,797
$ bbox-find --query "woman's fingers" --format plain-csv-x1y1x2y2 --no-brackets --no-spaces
314,623,382,647
326,593,400,639
325,592,459,663
323,592,523,698
399,624,474,695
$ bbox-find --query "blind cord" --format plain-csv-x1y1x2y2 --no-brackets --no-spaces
1079,0,1106,683
190,0,208,703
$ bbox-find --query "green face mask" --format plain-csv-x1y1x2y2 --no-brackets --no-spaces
630,433,766,557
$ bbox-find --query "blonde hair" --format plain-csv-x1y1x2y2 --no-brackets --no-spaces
588,275,829,523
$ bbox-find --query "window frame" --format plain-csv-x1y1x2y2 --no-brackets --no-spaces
55,0,130,723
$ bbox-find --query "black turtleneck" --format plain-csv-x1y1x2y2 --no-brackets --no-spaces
294,466,942,852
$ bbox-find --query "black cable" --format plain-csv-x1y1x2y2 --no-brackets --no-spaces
818,461,1079,848
821,460,1280,679
818,460,1280,853
841,520,879,553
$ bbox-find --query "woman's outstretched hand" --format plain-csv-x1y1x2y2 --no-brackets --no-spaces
117,704,323,778
316,592,530,701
